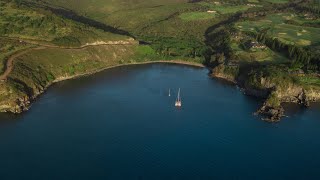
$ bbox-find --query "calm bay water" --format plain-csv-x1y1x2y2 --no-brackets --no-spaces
0,64,320,180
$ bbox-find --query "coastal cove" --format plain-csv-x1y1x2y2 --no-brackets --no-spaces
2,0,320,178
0,64,320,179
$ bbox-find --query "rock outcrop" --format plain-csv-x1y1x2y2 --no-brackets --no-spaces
256,103,285,122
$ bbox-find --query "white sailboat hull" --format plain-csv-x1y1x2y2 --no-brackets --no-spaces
175,101,182,107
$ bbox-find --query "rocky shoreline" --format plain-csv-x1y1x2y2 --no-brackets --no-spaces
211,64,320,122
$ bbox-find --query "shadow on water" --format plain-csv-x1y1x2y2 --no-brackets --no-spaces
51,63,204,95
283,103,307,117
211,77,264,104
0,113,21,127
210,76,235,87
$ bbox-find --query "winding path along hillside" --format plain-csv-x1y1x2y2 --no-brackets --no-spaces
0,38,137,81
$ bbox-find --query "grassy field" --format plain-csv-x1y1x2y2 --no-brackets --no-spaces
231,42,289,63
0,1,128,45
236,13,320,47
39,0,188,14
179,0,258,22
179,12,218,21
296,75,320,87
0,38,35,74
102,3,193,32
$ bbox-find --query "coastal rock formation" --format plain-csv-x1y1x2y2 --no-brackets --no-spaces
256,103,285,122
211,64,320,122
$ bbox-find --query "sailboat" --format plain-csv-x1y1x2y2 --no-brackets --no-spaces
169,88,171,97
175,88,182,107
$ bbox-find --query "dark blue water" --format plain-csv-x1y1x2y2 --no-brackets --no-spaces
0,64,320,180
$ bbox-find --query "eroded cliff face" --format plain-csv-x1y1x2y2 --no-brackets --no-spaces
211,64,320,122
275,83,320,106
0,81,30,113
